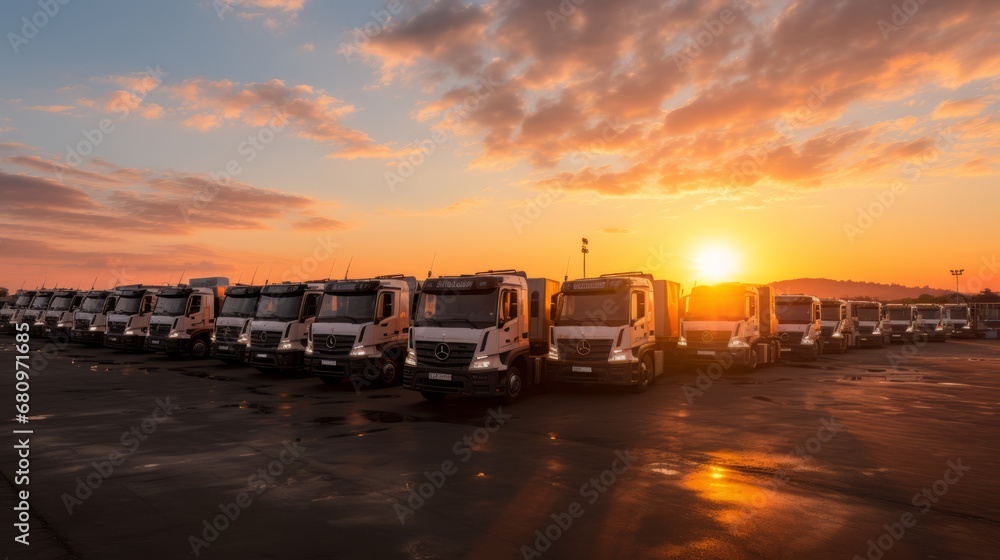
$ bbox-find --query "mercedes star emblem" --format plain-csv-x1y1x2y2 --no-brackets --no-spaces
259,331,268,343
326,335,337,349
701,331,714,343
780,332,789,342
434,343,451,361
576,340,592,356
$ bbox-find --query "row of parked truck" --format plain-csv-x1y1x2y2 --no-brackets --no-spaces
0,272,986,404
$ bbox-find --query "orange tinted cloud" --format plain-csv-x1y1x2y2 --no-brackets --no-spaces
932,96,996,119
357,0,1000,196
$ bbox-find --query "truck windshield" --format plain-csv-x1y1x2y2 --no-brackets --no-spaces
49,296,74,310
318,293,376,323
556,292,629,326
821,306,842,321
855,307,880,321
416,290,497,328
30,296,52,309
153,296,188,316
79,296,107,312
887,308,911,321
686,292,745,321
776,302,812,323
918,308,941,320
947,308,968,320
255,295,303,321
220,296,259,318
15,296,33,307
114,296,143,314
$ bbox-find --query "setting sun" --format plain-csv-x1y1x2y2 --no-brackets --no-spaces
694,245,740,283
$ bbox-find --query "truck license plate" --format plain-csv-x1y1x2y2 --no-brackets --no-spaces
218,345,230,351
781,347,791,352
321,360,337,366
429,373,452,381
107,337,119,343
571,366,592,373
697,350,714,356
255,353,268,359
150,340,160,345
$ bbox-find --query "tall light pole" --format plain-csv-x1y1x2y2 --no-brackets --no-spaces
950,269,964,294
581,238,589,278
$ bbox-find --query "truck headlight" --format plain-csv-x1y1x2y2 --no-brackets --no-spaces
935,325,943,331
278,339,293,350
124,329,136,336
350,345,373,357
89,326,98,331
801,335,813,344
547,345,559,360
405,350,417,366
210,333,217,342
905,327,914,332
305,340,313,354
168,331,181,338
871,327,881,335
677,335,687,348
832,332,843,338
470,355,493,369
728,337,749,348
609,349,633,362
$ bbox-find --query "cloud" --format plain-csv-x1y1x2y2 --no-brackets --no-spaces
167,78,401,158
600,227,632,234
932,96,996,119
291,216,350,230
354,0,1000,196
25,105,75,113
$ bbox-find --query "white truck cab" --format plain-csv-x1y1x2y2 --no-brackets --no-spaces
2,290,36,334
22,290,55,336
145,277,229,358
774,294,823,360
547,272,680,391
39,289,84,338
884,304,924,343
211,285,263,363
104,285,161,352
850,301,889,347
677,283,780,370
943,303,973,339
819,298,858,353
914,303,949,341
245,282,326,373
70,290,116,344
306,275,420,387
403,270,558,404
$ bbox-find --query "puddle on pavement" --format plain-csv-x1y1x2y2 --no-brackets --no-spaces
312,410,424,427
367,394,401,399
220,402,276,414
325,428,390,438
839,373,926,383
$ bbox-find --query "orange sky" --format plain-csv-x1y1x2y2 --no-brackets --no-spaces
0,0,998,293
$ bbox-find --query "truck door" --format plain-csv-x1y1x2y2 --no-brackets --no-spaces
375,290,396,343
187,295,206,327
631,290,648,343
498,289,521,357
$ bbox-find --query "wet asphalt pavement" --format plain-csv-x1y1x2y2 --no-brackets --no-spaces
1,337,998,560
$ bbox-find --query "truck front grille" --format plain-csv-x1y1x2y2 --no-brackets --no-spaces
250,329,283,350
556,338,614,362
107,321,127,335
685,330,732,348
415,341,476,369
149,323,172,337
313,333,356,357
215,325,242,343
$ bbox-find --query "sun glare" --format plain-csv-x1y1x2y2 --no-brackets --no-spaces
694,245,739,283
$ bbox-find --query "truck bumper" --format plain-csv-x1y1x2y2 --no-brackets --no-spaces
305,354,374,382
104,334,146,352
950,328,974,339
920,329,948,341
546,360,637,385
212,341,247,362
858,334,885,347
145,337,189,355
888,332,917,343
778,343,819,357
27,323,48,337
677,347,749,365
71,329,105,344
247,349,304,372
403,366,505,397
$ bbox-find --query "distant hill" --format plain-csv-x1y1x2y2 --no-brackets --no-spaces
770,278,952,301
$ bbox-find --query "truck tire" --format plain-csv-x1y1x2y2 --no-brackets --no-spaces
633,354,653,393
190,337,210,359
746,347,759,370
501,364,525,405
420,390,446,402
379,358,401,386
809,342,820,361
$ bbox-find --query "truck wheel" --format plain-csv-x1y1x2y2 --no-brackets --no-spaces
501,364,524,405
190,337,210,359
633,355,653,393
839,339,848,354
420,390,446,402
809,342,820,361
746,347,759,370
379,358,401,386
